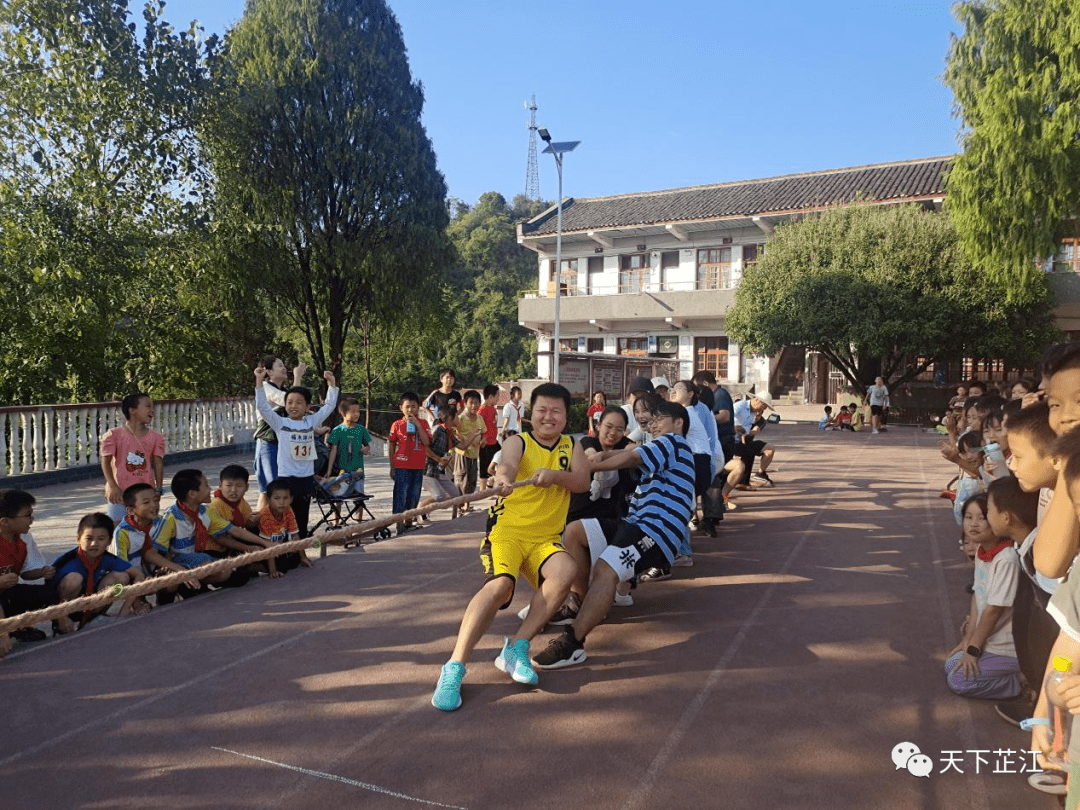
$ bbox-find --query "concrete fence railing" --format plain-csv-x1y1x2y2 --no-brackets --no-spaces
0,397,258,478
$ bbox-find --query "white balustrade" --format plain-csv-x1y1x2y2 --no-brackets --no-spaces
0,397,261,479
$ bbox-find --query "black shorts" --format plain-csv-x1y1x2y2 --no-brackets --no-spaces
0,582,56,618
478,443,500,479
693,453,712,498
870,404,884,416
595,520,672,583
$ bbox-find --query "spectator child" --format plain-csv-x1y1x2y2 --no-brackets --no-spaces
850,402,866,431
455,390,484,506
113,483,163,572
981,410,1010,480
53,513,150,633
325,397,371,496
819,406,834,430
953,431,986,525
419,409,463,519
157,469,265,588
259,479,309,577
254,365,339,536
477,385,501,492
500,385,526,441
424,368,458,422
100,392,165,526
944,492,1022,700
206,466,272,586
388,392,432,536
586,391,607,436
0,490,57,648
949,385,968,410
835,406,854,431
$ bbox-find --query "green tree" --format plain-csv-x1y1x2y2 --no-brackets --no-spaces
0,0,267,402
436,192,548,387
943,0,1080,291
207,0,452,391
725,203,1058,394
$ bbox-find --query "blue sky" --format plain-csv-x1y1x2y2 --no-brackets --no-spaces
161,0,963,205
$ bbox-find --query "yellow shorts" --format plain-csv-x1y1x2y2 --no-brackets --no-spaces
480,525,565,608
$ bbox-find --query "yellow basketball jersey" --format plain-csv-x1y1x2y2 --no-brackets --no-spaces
488,432,574,536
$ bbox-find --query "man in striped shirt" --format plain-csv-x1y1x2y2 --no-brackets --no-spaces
532,400,696,669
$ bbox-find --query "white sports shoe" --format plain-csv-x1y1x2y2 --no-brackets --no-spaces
613,592,634,607
517,604,530,621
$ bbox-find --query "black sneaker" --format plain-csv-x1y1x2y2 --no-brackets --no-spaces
532,626,587,669
994,699,1033,727
638,566,672,582
548,603,578,626
13,627,47,642
752,471,774,486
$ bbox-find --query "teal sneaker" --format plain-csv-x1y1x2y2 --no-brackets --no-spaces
495,636,538,685
431,660,466,711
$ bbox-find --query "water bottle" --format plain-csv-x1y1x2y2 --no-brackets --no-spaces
1046,656,1074,770
983,442,1009,480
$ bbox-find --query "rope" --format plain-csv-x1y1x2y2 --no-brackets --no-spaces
0,480,530,636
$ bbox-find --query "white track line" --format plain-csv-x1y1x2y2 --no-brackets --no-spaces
212,747,468,810
0,560,473,768
621,433,872,810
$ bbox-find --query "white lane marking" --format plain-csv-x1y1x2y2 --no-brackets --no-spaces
817,565,909,578
212,747,468,810
621,432,872,810
0,561,473,768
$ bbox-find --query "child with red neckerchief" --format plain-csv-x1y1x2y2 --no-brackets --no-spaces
945,485,1023,701
53,513,149,633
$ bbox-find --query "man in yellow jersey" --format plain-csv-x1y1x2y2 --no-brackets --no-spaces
432,382,589,711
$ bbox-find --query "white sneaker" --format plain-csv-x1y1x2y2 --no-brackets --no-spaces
672,555,694,567
517,604,530,621
872,429,880,434
613,592,634,607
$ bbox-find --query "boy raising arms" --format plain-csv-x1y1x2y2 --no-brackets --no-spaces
431,383,589,711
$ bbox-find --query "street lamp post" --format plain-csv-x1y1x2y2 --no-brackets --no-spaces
538,128,580,385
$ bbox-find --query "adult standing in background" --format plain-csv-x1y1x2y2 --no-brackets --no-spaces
253,356,306,513
865,376,890,435
693,370,736,463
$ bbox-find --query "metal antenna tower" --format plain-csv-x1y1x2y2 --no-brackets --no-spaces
524,95,540,200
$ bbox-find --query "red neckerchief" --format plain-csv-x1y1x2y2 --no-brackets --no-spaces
127,516,156,558
77,549,102,596
0,533,27,574
977,539,1014,562
176,502,211,552
214,490,245,527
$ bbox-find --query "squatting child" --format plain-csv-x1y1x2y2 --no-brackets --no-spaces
0,490,58,650
259,479,310,577
53,513,150,633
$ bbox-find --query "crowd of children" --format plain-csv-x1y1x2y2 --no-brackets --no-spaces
933,345,1080,805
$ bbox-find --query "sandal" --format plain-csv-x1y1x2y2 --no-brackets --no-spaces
1028,769,1067,795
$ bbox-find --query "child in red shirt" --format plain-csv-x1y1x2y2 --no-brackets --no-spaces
258,480,310,578
388,392,431,535
477,385,501,492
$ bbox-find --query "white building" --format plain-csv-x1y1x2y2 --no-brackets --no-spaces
516,156,950,402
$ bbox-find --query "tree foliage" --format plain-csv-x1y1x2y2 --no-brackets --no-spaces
726,203,1058,394
207,0,453,390
0,0,270,402
943,0,1080,291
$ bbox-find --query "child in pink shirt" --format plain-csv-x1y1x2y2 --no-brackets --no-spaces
101,393,165,526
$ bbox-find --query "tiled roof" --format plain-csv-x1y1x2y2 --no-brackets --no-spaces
521,156,953,236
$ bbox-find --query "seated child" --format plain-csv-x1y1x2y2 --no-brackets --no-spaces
944,491,1021,700
53,513,150,633
835,406,854,431
259,479,311,577
157,469,268,590
207,465,273,587
818,406,834,430
0,489,58,648
325,397,371,496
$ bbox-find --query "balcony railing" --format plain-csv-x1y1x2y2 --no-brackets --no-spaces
523,279,738,298
0,397,258,478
